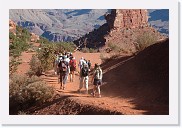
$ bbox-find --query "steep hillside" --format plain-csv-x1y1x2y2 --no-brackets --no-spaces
101,38,169,110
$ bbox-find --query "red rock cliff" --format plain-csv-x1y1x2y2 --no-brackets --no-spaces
105,9,148,29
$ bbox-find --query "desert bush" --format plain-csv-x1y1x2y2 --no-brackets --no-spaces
81,48,96,53
89,48,96,53
36,43,56,72
18,111,27,115
100,53,107,62
9,57,22,75
9,26,32,75
100,53,120,63
36,42,76,72
28,55,43,76
107,42,120,52
9,38,30,57
37,36,50,44
81,48,90,53
9,32,16,40
9,26,31,57
9,74,54,114
136,32,157,51
56,42,76,53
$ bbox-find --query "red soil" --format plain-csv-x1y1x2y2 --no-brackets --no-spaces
15,40,169,115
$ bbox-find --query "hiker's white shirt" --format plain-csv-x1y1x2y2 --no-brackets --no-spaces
65,57,70,63
79,59,86,68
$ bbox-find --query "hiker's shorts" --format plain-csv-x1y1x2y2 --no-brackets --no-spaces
93,79,102,86
70,66,76,72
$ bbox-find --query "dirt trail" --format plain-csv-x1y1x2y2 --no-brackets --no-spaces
37,52,147,115
17,49,168,115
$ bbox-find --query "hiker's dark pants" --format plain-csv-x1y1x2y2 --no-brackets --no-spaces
60,71,68,85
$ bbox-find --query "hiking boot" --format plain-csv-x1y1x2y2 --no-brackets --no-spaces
62,87,65,90
98,94,101,98
60,85,62,89
91,93,95,97
85,91,88,94
77,89,81,93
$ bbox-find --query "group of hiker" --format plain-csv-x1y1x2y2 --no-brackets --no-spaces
54,52,103,98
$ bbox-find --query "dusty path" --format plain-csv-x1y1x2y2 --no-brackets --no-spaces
39,52,147,115
17,51,168,115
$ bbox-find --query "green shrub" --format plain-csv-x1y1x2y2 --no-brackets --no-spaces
9,74,54,114
37,36,50,44
9,32,16,40
81,48,96,53
89,48,96,53
56,42,76,53
136,32,157,51
9,57,22,75
36,43,56,72
28,55,43,76
35,42,76,72
9,26,31,58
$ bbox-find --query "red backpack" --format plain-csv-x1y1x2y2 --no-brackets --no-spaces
70,59,76,68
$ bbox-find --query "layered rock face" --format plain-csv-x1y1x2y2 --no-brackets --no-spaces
74,9,166,54
105,9,148,29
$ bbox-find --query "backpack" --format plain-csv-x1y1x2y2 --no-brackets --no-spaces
94,69,102,79
70,59,76,68
81,67,89,77
59,61,68,72
87,62,91,69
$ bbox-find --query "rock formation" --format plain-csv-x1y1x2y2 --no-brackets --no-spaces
9,19,16,35
9,19,40,43
74,9,166,54
105,9,148,29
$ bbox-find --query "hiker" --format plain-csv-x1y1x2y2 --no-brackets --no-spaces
78,63,89,94
69,56,76,82
78,57,86,72
58,56,69,90
91,64,103,98
87,60,91,71
53,54,59,75
57,54,63,83
64,55,70,80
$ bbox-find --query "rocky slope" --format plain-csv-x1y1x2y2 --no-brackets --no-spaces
9,9,108,42
74,9,166,54
9,9,168,42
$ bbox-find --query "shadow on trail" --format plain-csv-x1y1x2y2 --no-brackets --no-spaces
27,94,72,114
27,93,123,115
100,39,169,115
